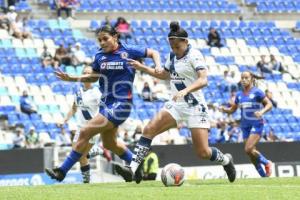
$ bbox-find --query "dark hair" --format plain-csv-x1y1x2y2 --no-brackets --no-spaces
168,21,188,39
243,71,264,87
95,25,119,38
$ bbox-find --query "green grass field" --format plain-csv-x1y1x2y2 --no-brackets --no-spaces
1,178,300,200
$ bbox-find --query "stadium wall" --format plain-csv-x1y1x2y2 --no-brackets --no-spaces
0,142,299,180
152,142,300,179
152,142,300,167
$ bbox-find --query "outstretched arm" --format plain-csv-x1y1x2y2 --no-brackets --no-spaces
127,58,170,80
55,68,100,82
146,48,161,70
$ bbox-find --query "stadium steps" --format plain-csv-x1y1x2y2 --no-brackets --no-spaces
27,0,56,19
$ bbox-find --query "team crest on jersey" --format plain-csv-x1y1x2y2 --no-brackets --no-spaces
101,56,107,60
100,62,107,69
121,52,128,59
249,94,255,99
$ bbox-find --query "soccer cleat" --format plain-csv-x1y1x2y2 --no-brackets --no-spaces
133,164,143,184
265,161,272,177
45,167,66,182
115,164,133,182
82,171,90,183
223,154,236,183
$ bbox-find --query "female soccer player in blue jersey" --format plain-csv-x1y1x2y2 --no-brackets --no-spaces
115,21,236,183
220,71,273,177
45,25,161,182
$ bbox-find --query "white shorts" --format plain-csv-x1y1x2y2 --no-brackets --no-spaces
73,130,99,144
163,101,210,129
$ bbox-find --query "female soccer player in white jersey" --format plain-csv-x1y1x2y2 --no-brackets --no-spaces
45,25,161,182
219,71,273,177
116,21,236,183
62,66,111,183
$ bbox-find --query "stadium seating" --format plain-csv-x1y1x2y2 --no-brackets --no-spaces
1,16,300,149
245,0,300,13
41,0,241,13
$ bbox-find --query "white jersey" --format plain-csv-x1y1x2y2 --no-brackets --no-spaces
74,86,101,128
164,46,207,106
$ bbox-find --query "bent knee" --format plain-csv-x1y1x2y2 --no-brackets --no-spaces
244,146,255,155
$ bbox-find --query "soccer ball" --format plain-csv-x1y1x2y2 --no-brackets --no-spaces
161,163,185,187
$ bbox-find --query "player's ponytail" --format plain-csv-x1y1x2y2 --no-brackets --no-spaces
96,25,120,39
168,21,188,40
249,71,264,87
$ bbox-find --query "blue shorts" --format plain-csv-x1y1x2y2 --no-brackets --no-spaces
241,123,264,139
99,100,132,126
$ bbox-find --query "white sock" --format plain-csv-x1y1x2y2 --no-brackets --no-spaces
130,160,140,173
222,154,230,166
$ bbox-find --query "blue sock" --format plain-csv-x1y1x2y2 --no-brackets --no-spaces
257,153,269,166
255,164,266,177
59,150,82,175
119,148,133,164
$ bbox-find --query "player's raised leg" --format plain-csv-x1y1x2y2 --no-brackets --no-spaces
45,114,115,182
115,110,177,183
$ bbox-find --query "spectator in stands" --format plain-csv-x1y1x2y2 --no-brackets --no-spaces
216,121,228,143
6,5,17,24
256,55,272,76
54,44,72,66
41,45,55,68
227,121,242,143
20,90,37,115
207,27,223,48
269,54,284,73
25,126,40,148
265,89,277,108
69,0,79,19
141,82,152,101
132,125,143,144
39,132,55,147
56,0,72,19
0,13,10,31
56,127,71,147
11,16,31,39
207,103,225,127
142,148,159,181
13,127,26,148
223,70,238,92
72,42,87,66
114,17,132,41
